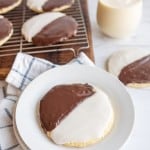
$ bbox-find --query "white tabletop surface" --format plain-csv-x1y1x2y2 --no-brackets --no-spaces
88,0,150,150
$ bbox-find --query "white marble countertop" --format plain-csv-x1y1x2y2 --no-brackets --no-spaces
88,0,150,150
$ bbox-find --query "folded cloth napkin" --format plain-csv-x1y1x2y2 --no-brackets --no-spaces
0,52,94,150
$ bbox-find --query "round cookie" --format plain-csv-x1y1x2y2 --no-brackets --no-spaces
107,49,150,88
22,12,78,46
27,0,75,13
39,84,114,147
0,0,22,14
0,15,13,46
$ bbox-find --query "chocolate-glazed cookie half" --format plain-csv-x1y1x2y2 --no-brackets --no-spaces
0,0,22,14
40,84,95,132
0,15,13,46
119,55,150,85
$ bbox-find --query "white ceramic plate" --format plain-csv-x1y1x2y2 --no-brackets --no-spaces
15,65,134,150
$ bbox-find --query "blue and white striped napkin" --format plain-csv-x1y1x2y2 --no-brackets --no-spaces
0,52,94,150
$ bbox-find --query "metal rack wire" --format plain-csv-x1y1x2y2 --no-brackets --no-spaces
0,0,89,57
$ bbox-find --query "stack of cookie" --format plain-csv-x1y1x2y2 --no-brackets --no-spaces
0,0,78,47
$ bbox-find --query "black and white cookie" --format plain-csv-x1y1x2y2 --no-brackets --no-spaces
0,15,13,46
39,83,114,147
0,0,22,14
27,0,75,13
22,12,78,46
107,49,150,88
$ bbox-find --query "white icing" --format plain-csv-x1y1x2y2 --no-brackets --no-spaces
27,0,48,12
22,12,65,42
51,86,114,144
0,15,4,19
108,49,150,76
102,0,141,7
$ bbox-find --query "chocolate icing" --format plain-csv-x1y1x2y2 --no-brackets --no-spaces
32,16,78,46
0,18,12,40
0,0,18,9
39,84,95,132
43,0,74,12
119,55,150,85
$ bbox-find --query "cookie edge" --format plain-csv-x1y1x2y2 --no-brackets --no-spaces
0,0,22,14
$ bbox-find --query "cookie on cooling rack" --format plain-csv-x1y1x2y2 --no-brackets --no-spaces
27,0,75,13
107,49,150,88
0,0,22,14
22,12,78,46
39,83,114,147
0,15,13,46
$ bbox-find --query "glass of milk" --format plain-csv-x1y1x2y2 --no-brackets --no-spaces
97,0,143,38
